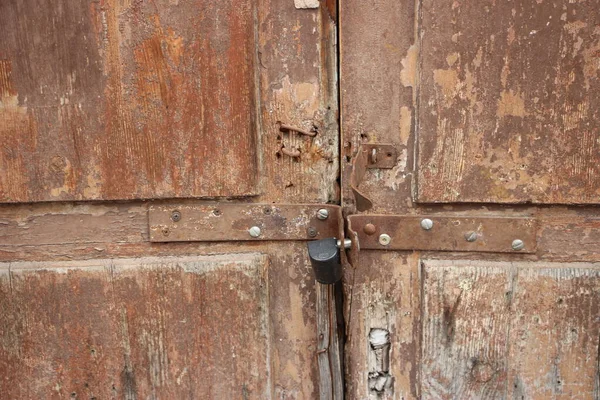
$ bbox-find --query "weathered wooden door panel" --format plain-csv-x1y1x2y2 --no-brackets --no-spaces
416,0,600,204
0,255,271,399
0,0,338,398
0,0,259,202
422,260,600,399
341,0,600,399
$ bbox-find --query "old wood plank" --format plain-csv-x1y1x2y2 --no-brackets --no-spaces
316,284,334,400
0,0,259,201
345,251,421,399
340,0,415,214
422,260,600,399
506,266,600,399
316,283,344,400
258,0,340,204
0,254,270,398
421,262,513,399
0,241,323,398
416,0,600,204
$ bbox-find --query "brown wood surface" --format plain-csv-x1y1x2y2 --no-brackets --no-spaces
0,254,270,398
417,0,600,204
0,0,339,204
341,0,600,398
422,260,600,399
0,242,324,399
0,1,339,397
345,252,421,399
0,0,258,201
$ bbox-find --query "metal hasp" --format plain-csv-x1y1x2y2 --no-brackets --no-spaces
350,143,398,211
149,203,341,242
307,238,342,284
348,215,538,253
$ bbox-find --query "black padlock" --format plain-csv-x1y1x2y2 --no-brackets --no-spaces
307,238,342,284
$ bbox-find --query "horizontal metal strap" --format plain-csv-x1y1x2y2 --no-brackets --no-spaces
347,215,538,253
149,203,341,242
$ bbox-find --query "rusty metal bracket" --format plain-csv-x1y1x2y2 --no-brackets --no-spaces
350,144,397,211
347,215,538,253
149,203,341,242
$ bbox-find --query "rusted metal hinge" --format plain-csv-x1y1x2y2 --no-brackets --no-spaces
149,203,538,254
149,203,342,242
347,215,538,253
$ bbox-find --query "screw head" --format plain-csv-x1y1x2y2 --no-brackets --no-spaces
464,231,477,242
249,226,261,238
171,210,181,222
420,218,434,231
363,223,377,235
512,239,525,251
307,227,318,238
317,209,329,220
378,233,391,246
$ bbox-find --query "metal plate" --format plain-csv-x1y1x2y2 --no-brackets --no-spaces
348,215,538,253
363,144,398,169
149,203,341,242
350,144,398,212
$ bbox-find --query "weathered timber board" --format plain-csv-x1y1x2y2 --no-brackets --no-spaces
0,0,259,201
0,255,271,398
417,0,600,204
422,260,600,399
345,252,422,399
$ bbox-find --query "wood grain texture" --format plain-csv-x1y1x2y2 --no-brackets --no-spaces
417,0,600,204
345,252,421,399
258,0,340,204
0,0,258,201
0,254,270,399
422,260,600,399
0,0,339,205
340,0,415,213
0,227,323,398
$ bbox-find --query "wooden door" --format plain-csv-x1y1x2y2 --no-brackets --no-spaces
0,1,339,398
341,0,600,399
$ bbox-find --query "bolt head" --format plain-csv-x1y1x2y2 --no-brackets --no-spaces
511,239,525,251
171,210,181,222
307,227,318,238
363,223,377,235
378,233,391,246
249,226,261,238
464,231,478,242
317,209,329,220
420,218,434,231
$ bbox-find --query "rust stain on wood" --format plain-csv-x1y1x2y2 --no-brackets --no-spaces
0,0,258,202
417,0,600,204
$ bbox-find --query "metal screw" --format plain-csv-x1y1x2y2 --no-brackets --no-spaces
249,226,261,238
420,218,434,231
464,231,477,242
317,209,329,220
512,239,525,251
363,223,377,235
378,234,391,246
308,227,318,238
171,210,181,222
161,227,170,236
